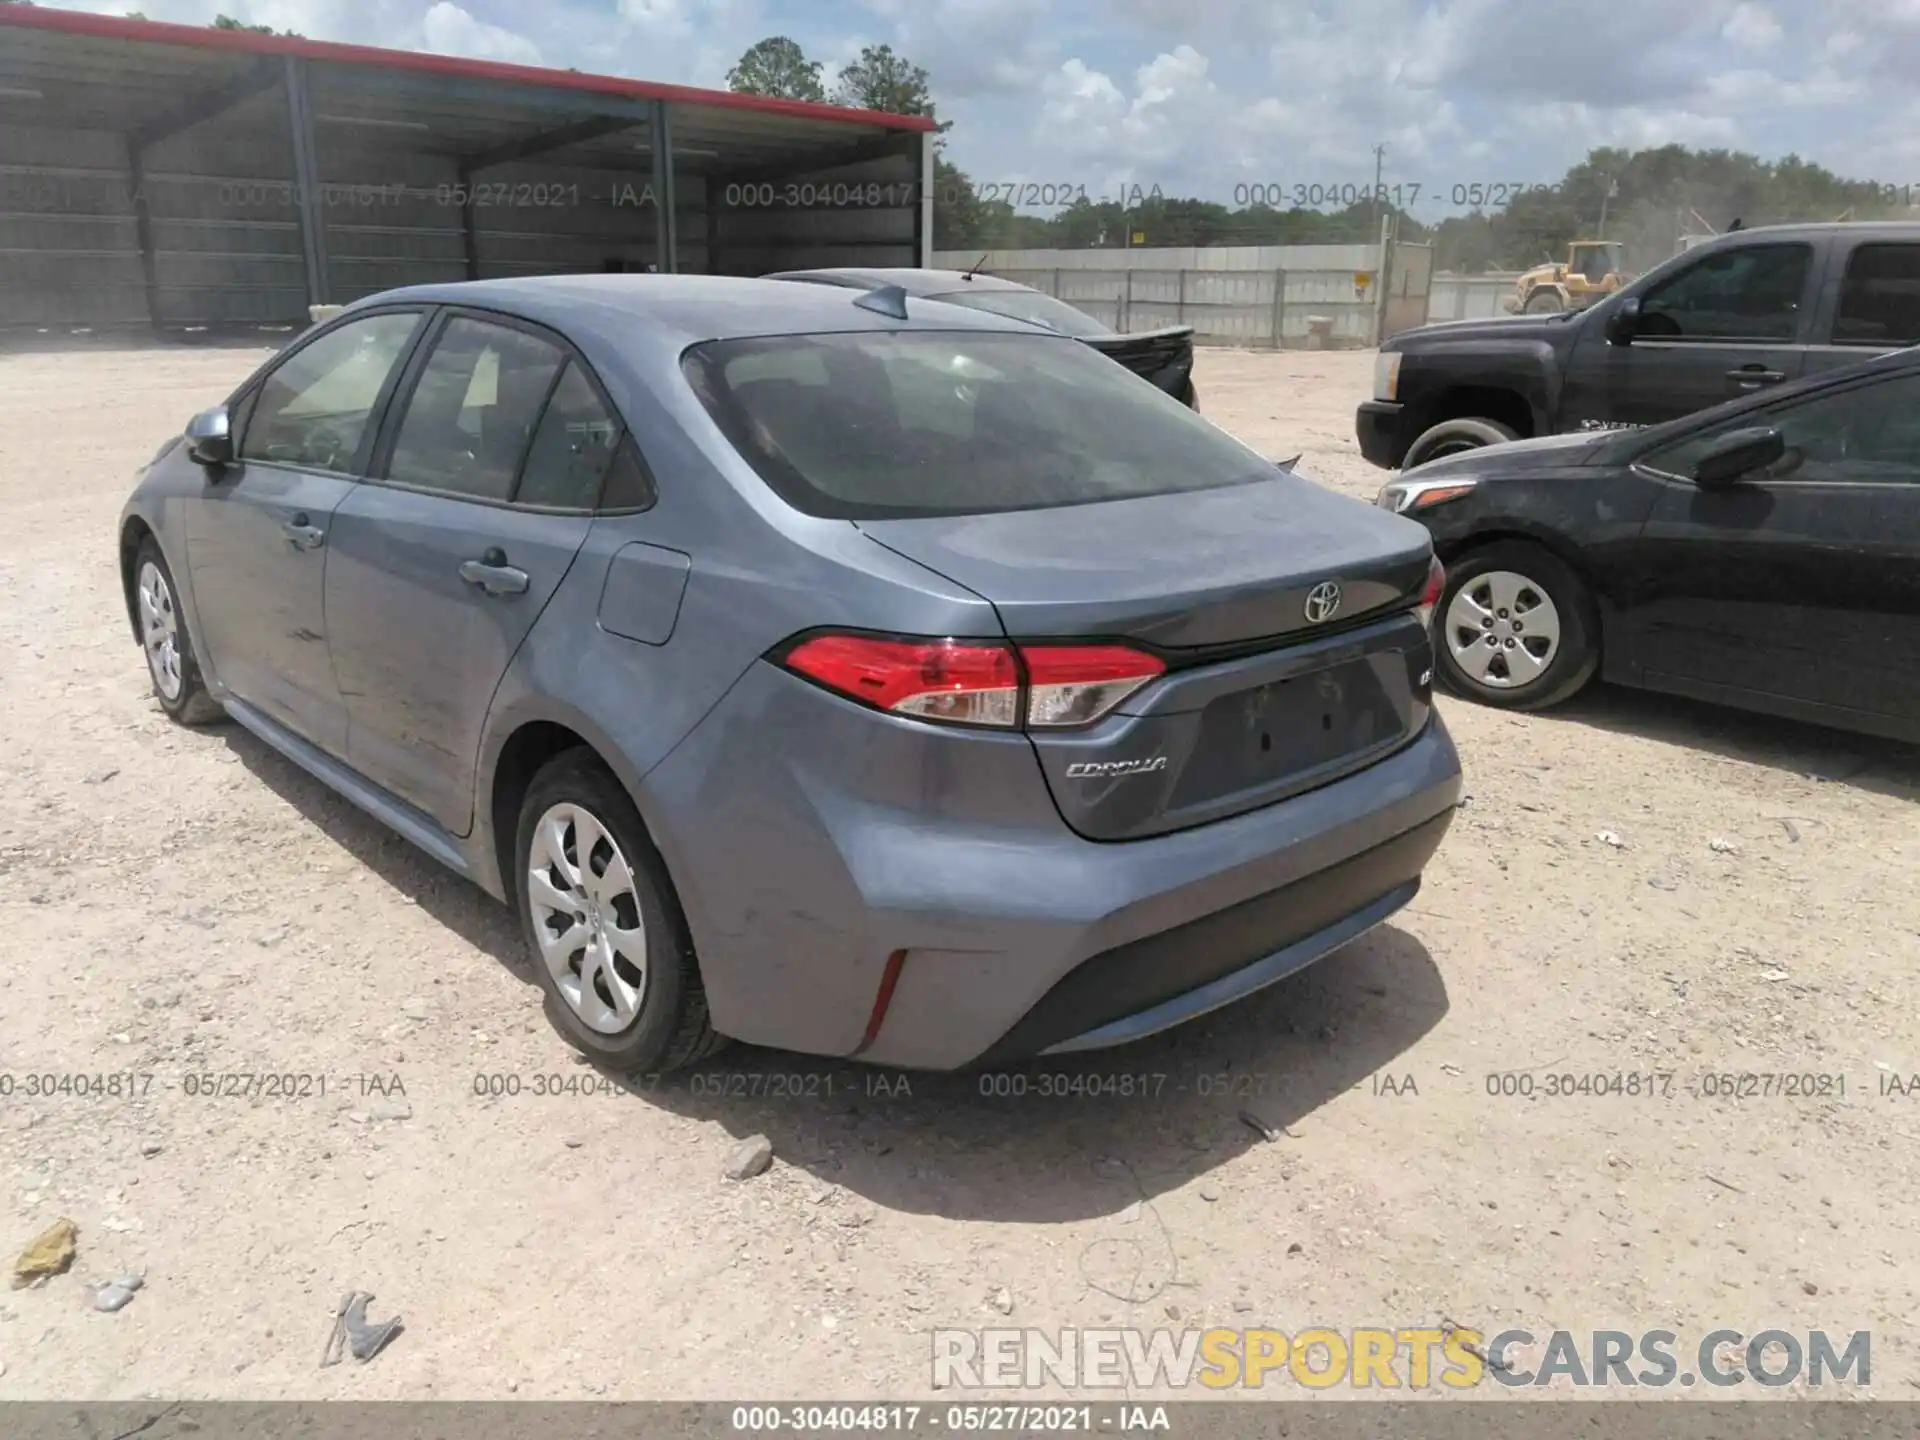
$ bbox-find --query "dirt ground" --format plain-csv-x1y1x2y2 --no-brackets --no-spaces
1,342,1917,1402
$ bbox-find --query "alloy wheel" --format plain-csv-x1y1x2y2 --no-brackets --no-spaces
525,802,649,1035
1445,569,1562,689
137,560,184,701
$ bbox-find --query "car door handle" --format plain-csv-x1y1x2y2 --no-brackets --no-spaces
1727,365,1786,389
459,549,529,597
281,514,325,549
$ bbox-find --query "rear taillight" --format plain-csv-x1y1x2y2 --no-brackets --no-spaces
780,635,1021,727
1415,555,1445,631
777,633,1163,730
1021,645,1165,727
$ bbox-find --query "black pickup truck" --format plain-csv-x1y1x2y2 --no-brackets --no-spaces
1357,222,1920,469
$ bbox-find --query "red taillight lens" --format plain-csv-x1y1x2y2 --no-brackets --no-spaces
1415,555,1445,632
781,634,1021,727
777,634,1164,729
1021,645,1166,727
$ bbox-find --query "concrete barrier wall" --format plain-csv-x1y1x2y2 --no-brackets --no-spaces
933,244,1391,348
1428,273,1523,323
933,247,1531,344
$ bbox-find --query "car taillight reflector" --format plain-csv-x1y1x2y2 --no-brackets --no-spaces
780,634,1022,727
1021,645,1166,727
776,634,1164,729
1415,555,1445,632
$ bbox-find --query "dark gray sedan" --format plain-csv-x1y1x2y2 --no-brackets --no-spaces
766,266,1202,408
119,275,1459,1073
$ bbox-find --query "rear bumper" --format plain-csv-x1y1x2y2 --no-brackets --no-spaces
1356,400,1404,469
976,808,1448,1065
643,663,1462,1070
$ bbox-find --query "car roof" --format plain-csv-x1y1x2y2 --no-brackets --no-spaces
339,273,1044,349
1682,220,1920,248
765,267,1037,296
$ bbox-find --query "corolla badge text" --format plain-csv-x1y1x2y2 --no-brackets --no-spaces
1065,757,1169,779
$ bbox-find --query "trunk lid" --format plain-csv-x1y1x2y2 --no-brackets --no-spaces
856,475,1437,840
854,471,1431,648
1082,326,1195,398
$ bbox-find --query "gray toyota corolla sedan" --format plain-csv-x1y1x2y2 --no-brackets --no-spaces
119,275,1461,1073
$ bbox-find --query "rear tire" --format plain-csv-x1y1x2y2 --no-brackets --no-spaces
134,539,224,726
1433,541,1598,711
513,749,727,1073
1403,417,1519,468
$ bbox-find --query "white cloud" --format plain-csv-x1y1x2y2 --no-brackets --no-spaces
1722,3,1782,48
417,2,541,64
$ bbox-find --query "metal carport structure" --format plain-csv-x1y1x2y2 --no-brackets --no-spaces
0,6,937,331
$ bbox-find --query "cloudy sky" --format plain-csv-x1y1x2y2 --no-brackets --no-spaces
41,0,1920,221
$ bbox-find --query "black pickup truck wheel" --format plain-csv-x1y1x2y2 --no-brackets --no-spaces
1403,417,1518,468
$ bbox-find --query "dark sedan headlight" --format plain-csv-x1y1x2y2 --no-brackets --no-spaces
1375,476,1478,514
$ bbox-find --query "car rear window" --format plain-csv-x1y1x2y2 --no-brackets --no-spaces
923,288,1114,339
683,330,1266,520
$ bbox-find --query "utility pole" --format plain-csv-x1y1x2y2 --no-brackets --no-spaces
1371,143,1386,237
1597,174,1618,238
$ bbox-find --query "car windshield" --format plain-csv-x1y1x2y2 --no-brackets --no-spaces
684,330,1267,519
922,287,1115,339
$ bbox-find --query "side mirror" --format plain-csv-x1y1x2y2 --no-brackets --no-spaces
1605,296,1640,346
185,406,233,468
1692,426,1784,487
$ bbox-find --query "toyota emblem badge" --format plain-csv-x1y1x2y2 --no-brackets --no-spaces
1303,580,1343,624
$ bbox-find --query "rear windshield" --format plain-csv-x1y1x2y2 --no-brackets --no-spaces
683,330,1266,520
924,288,1114,339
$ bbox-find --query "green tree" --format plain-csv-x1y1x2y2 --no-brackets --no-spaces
212,14,298,35
835,44,949,137
726,36,826,103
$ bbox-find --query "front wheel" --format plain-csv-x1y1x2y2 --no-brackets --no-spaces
134,539,224,725
1433,541,1599,711
513,749,726,1072
1524,289,1566,314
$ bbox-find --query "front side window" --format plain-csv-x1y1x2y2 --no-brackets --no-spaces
1642,369,1920,484
685,329,1270,520
1635,243,1812,343
1832,244,1920,347
241,311,420,473
386,317,566,502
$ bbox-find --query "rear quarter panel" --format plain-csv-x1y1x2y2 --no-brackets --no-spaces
471,327,1007,909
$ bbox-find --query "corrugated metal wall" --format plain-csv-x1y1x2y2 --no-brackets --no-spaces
705,149,921,275
0,122,149,328
1,49,923,330
143,89,310,326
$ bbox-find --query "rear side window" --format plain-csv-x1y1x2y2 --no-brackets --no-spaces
386,317,565,501
516,362,626,509
1832,244,1920,347
1635,243,1812,343
684,330,1267,519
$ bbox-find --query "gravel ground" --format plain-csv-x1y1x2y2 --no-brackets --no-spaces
1,341,1917,1401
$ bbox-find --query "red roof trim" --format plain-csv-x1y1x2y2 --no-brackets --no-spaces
0,6,940,132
